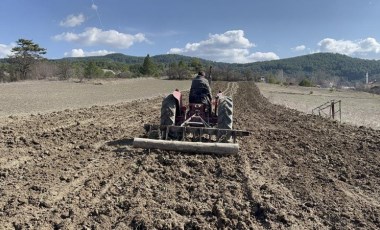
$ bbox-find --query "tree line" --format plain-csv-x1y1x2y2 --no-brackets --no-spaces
0,39,208,82
1,39,380,88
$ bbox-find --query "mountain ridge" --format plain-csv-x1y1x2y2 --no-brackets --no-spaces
61,52,380,81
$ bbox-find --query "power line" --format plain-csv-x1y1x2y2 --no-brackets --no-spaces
91,0,103,28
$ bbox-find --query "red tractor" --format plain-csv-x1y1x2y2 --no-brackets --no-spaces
133,82,250,155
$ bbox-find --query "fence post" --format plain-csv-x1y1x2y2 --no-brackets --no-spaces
331,101,335,119
339,100,341,122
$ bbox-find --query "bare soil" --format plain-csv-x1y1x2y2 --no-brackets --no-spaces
0,81,379,229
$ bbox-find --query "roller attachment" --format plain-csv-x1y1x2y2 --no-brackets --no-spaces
133,138,239,155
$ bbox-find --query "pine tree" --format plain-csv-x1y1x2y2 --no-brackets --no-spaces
9,39,46,80
84,61,102,79
140,54,157,75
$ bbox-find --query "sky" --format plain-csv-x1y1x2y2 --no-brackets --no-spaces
1,0,380,63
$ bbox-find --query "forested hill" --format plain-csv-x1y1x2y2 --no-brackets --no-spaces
2,52,380,83
242,53,380,81
64,53,144,64
65,52,380,81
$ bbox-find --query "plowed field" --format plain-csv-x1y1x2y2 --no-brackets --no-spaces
0,81,379,229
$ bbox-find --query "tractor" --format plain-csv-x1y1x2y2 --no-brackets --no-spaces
133,69,250,155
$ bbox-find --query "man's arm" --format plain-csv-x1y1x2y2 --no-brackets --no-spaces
205,80,212,101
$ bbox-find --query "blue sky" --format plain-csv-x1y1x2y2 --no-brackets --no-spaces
1,0,380,63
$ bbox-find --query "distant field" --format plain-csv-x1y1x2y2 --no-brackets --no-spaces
257,83,380,130
0,78,191,117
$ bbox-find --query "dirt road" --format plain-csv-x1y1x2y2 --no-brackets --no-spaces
0,81,379,229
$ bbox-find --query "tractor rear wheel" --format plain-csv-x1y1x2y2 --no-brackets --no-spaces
217,96,233,129
217,96,233,142
160,94,177,126
160,94,178,139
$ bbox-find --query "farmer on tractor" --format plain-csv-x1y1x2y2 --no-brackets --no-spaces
189,71,212,113
133,65,250,155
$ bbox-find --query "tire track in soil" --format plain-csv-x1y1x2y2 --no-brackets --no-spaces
56,99,159,229
43,100,158,229
62,104,163,229
0,97,161,229
222,82,238,98
44,159,105,205
0,156,32,170
45,157,133,229
231,82,310,229
235,82,380,229
233,83,273,227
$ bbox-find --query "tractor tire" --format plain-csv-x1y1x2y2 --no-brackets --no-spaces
160,94,176,126
217,96,233,129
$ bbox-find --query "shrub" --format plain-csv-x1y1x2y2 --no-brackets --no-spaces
117,71,138,78
268,76,280,84
103,71,115,78
299,79,313,87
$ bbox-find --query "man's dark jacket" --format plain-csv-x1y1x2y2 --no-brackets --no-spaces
189,75,212,105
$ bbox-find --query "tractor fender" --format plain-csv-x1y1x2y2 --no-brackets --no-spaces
172,90,182,115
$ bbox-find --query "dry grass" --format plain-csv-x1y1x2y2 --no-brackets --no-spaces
257,83,380,130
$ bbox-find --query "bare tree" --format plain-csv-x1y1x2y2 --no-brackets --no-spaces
30,61,57,80
57,60,73,80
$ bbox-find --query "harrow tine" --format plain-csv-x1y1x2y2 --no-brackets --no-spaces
143,124,249,143
165,126,169,140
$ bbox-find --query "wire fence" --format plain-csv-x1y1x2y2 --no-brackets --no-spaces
312,99,341,122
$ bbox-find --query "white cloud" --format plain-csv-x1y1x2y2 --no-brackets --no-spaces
246,52,280,62
0,43,14,58
53,27,147,49
60,14,85,27
292,45,306,52
168,30,278,63
91,4,98,10
64,49,115,57
318,37,380,55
